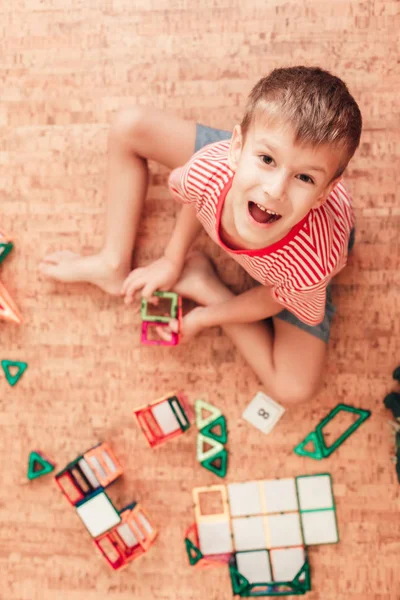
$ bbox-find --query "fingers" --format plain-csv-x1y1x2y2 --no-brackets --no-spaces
155,325,173,342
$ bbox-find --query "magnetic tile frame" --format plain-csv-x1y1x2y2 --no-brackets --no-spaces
193,474,338,557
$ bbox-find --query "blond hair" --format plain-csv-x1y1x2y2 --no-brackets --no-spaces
241,66,362,179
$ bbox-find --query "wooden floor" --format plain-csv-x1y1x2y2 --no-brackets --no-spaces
0,1,399,599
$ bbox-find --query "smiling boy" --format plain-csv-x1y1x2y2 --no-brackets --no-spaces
40,66,362,405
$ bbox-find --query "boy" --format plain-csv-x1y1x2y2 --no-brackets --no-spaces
40,66,362,405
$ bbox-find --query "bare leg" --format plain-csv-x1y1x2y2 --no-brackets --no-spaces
40,107,197,295
174,252,327,405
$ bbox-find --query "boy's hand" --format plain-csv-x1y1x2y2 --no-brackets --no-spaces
155,306,207,343
122,255,183,304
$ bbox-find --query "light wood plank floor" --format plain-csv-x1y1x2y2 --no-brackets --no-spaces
0,1,398,598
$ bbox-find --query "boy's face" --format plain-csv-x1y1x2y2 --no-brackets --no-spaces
225,118,345,250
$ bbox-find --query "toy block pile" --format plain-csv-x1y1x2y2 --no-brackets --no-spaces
184,474,339,596
133,391,191,448
141,291,182,345
55,442,157,570
195,399,228,478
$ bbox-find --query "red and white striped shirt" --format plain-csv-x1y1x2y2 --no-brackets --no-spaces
168,140,354,325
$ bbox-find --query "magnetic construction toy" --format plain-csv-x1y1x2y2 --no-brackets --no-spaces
27,451,55,480
0,228,22,324
141,291,182,346
293,403,371,460
195,398,228,478
55,442,158,570
133,391,191,448
184,474,339,596
2,359,27,387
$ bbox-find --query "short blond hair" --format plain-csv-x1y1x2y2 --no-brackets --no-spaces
241,66,362,180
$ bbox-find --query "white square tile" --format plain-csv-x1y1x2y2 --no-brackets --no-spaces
242,392,285,435
198,520,233,555
76,492,121,538
270,547,306,582
117,523,138,547
262,478,298,513
228,481,263,517
232,516,267,551
152,400,180,435
236,550,272,584
267,513,303,548
296,474,334,511
301,510,338,545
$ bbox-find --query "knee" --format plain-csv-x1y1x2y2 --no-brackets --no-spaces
272,376,322,406
110,106,149,145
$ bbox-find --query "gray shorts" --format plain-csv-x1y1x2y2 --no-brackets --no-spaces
195,123,355,344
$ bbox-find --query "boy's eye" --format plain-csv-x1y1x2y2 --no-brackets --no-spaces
260,155,314,185
298,174,314,184
261,155,273,165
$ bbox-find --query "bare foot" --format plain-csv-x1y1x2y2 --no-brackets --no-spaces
173,251,232,305
39,250,130,296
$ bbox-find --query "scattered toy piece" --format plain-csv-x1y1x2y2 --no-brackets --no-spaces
133,392,191,448
27,451,55,480
294,404,371,460
242,391,285,435
141,291,182,345
195,398,222,429
200,414,228,444
1,359,27,386
195,399,228,478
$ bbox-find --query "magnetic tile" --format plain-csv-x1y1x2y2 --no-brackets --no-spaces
152,400,180,435
270,547,306,582
301,510,338,545
296,474,334,511
228,481,263,517
266,512,303,548
242,392,285,435
236,550,272,584
198,520,233,555
232,516,267,551
262,478,298,513
76,492,121,538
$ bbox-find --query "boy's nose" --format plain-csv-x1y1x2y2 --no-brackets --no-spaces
262,172,288,202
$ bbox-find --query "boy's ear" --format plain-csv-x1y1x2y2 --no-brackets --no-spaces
313,176,342,208
228,125,243,171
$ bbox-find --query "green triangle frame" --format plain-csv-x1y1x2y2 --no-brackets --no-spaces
201,448,228,478
184,537,203,566
200,414,227,444
27,451,55,480
317,404,371,458
0,242,13,264
293,430,324,460
195,398,222,429
197,434,224,462
1,360,28,386
229,565,251,595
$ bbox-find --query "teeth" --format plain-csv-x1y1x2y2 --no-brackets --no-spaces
256,203,279,216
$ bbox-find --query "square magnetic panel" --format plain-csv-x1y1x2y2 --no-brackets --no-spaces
152,399,181,435
236,550,273,584
296,474,334,512
270,547,306,582
232,516,267,551
193,485,229,524
300,510,339,545
262,478,299,514
227,481,263,517
266,513,303,549
76,491,121,538
197,520,233,555
141,291,179,322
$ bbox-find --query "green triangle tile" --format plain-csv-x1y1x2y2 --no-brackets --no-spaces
0,242,13,264
229,565,250,595
1,360,28,386
195,398,222,429
201,448,228,478
317,403,371,457
27,451,55,480
292,556,312,592
184,537,203,566
293,430,324,460
197,434,224,462
199,414,227,444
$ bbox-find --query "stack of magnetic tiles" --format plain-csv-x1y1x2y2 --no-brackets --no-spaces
141,291,182,346
196,399,228,478
184,474,339,597
55,442,157,570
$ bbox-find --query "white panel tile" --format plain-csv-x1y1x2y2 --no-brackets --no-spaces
262,478,298,513
78,458,100,489
270,547,306,582
232,516,267,551
236,550,272,584
198,520,233,555
152,400,180,435
301,510,338,545
228,481,263,517
296,474,334,511
117,523,138,548
242,392,285,435
267,513,303,548
76,492,121,538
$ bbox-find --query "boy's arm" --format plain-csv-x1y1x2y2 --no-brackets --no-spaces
163,204,203,269
196,285,283,327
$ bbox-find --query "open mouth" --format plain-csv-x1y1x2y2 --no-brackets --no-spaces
248,201,282,225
